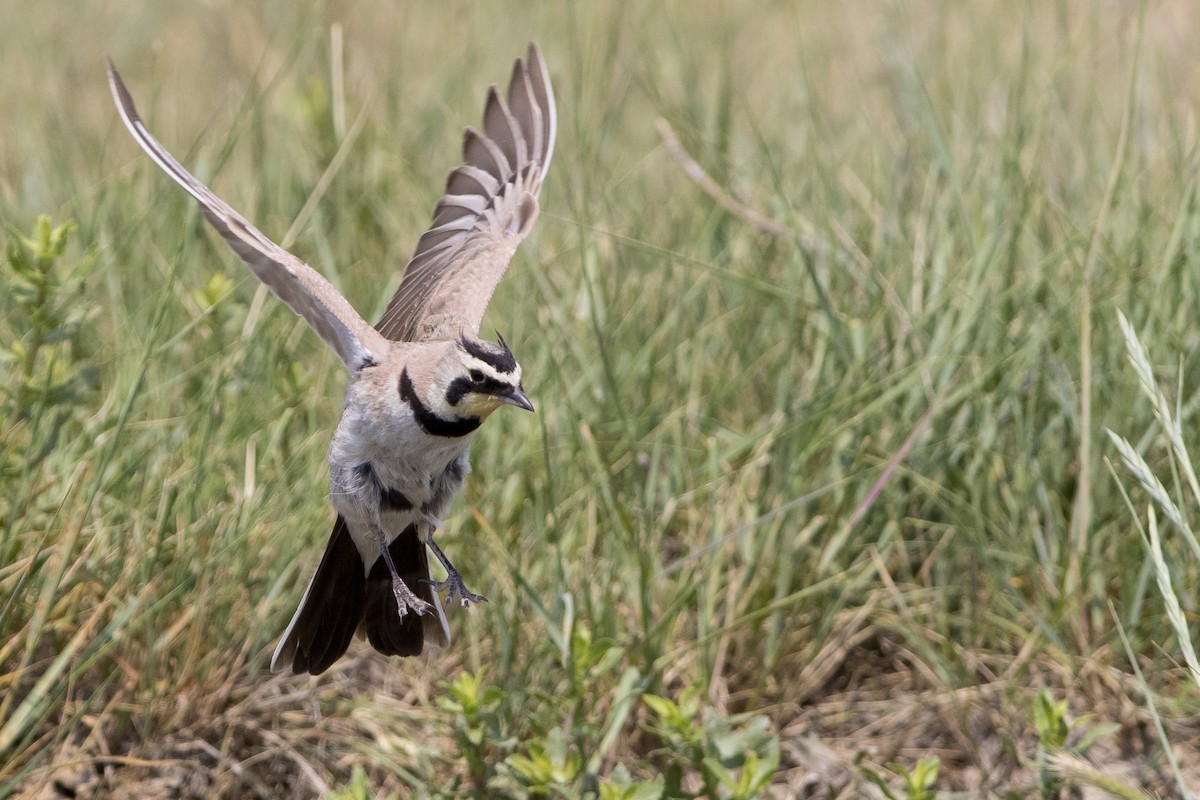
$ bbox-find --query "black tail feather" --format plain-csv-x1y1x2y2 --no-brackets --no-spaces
273,516,366,675
363,524,435,657
273,518,445,674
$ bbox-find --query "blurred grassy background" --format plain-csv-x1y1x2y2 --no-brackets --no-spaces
3,0,1200,796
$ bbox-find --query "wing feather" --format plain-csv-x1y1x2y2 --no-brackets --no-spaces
506,60,543,172
107,61,390,371
462,126,512,184
375,42,556,342
445,164,501,198
482,85,526,171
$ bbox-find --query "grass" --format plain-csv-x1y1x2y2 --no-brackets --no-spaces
3,0,1200,796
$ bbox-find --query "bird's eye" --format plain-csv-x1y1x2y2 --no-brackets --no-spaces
469,369,485,383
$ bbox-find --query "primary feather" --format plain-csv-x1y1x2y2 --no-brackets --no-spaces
374,43,556,343
106,60,391,372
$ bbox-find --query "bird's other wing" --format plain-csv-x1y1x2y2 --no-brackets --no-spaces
374,42,556,343
107,61,391,372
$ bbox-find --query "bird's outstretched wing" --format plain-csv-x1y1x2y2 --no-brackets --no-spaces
107,61,390,372
373,42,556,343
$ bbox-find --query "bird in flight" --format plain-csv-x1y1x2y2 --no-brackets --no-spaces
108,43,555,675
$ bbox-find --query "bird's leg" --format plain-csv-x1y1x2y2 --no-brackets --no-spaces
371,527,433,618
424,537,487,607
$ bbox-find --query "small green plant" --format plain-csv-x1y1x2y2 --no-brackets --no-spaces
0,213,93,571
0,215,92,439
1030,687,1120,799
438,670,510,794
1031,687,1070,751
504,726,584,795
641,690,779,800
597,767,665,800
440,680,778,799
860,755,940,800
327,765,399,800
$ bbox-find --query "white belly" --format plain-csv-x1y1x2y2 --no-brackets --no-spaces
327,398,472,572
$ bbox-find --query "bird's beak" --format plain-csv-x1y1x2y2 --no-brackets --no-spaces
502,387,535,412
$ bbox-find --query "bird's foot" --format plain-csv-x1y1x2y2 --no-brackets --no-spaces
424,570,487,607
392,576,434,617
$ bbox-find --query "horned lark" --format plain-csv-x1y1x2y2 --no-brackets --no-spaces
108,44,555,674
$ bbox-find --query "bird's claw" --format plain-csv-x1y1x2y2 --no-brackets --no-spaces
392,577,433,617
423,573,487,607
